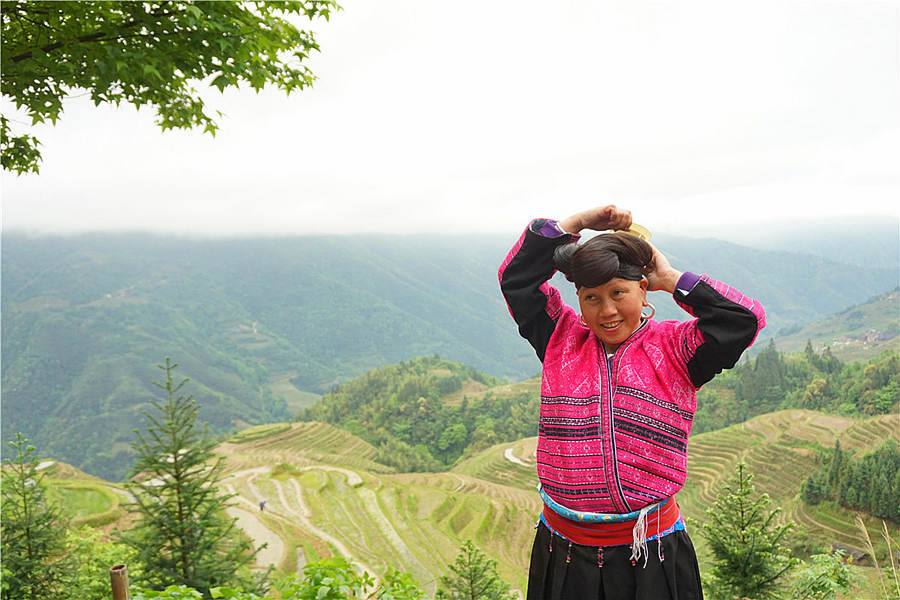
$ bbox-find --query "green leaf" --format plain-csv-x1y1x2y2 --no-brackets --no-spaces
1,0,341,173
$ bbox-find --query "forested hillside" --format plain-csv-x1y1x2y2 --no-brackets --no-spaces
32,409,900,598
300,348,898,474
2,231,897,480
694,344,898,434
772,288,899,360
299,356,536,471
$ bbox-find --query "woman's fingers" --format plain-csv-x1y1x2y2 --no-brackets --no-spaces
588,205,631,231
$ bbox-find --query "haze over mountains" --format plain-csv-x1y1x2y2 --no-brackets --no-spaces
2,219,897,480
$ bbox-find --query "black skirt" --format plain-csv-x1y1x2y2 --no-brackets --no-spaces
526,522,704,600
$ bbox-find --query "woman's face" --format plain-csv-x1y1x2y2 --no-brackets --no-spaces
577,277,649,353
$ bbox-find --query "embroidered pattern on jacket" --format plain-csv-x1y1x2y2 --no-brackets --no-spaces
616,386,694,422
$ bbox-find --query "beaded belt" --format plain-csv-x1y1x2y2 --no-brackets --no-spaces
539,486,682,565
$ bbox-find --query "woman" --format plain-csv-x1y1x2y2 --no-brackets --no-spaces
498,205,765,599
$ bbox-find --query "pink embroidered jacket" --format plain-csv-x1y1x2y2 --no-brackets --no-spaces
499,219,766,513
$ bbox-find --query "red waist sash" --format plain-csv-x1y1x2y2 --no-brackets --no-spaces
542,497,681,546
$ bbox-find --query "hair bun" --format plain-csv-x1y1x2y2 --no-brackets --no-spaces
553,243,578,279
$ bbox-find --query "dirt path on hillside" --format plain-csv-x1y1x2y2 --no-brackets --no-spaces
281,477,378,581
221,466,376,579
110,487,136,503
296,465,363,487
226,506,284,568
504,447,530,467
358,487,427,575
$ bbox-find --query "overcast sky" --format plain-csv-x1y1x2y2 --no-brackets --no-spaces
2,0,898,237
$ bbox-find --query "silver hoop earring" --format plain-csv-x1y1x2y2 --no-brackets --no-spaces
641,303,656,320
579,314,587,327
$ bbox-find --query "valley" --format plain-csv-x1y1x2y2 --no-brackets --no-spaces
46,410,900,597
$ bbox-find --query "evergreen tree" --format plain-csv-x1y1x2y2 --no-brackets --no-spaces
120,358,263,596
0,433,72,600
827,440,844,496
702,462,798,600
751,339,788,412
801,470,829,505
435,540,516,600
819,347,842,374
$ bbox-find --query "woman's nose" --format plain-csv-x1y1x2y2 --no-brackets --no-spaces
596,300,617,317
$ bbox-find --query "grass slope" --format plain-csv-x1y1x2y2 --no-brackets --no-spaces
5,231,898,481
51,410,899,598
772,289,900,361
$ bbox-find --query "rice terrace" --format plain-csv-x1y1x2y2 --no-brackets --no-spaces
43,409,899,597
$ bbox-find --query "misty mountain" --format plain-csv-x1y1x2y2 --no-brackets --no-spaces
1,229,896,479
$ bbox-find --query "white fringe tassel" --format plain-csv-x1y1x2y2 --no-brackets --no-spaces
630,504,654,568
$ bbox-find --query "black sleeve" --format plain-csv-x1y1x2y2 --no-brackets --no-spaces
498,221,576,362
674,277,765,388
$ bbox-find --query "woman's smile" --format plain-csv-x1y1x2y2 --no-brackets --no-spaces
577,277,649,352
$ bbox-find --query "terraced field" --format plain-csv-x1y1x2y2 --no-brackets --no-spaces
679,410,900,564
42,410,899,597
216,423,545,595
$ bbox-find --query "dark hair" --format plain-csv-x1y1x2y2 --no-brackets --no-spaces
553,233,653,288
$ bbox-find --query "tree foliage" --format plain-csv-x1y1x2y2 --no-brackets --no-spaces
694,346,899,434
0,433,72,600
0,0,339,174
63,526,143,600
120,358,263,596
300,357,524,472
701,462,798,600
273,557,425,600
802,439,900,522
788,551,861,600
435,540,516,600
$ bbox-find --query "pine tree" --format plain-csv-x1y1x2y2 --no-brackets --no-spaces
827,440,844,496
435,540,516,600
119,358,263,596
0,433,72,600
702,462,798,600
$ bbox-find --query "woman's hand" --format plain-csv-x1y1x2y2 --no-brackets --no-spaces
559,205,632,234
643,243,683,293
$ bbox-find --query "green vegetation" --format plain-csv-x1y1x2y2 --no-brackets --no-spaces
64,526,142,600
702,462,798,599
1,1,339,174
701,461,863,600
803,440,900,522
0,434,72,600
788,551,861,600
1,233,525,480
300,346,899,476
774,289,900,361
435,540,516,600
274,557,425,600
299,356,537,471
18,406,898,599
230,423,292,444
3,229,897,481
680,409,900,569
694,343,898,434
120,359,263,596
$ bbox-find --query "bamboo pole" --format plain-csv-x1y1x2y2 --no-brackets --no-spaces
109,564,130,600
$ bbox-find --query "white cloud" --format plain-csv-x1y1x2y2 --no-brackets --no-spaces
2,1,897,236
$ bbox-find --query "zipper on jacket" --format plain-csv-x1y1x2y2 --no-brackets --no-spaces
598,320,647,513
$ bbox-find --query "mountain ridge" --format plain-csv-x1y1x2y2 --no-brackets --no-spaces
2,231,896,479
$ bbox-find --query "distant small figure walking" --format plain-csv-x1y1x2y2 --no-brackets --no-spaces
259,500,266,512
